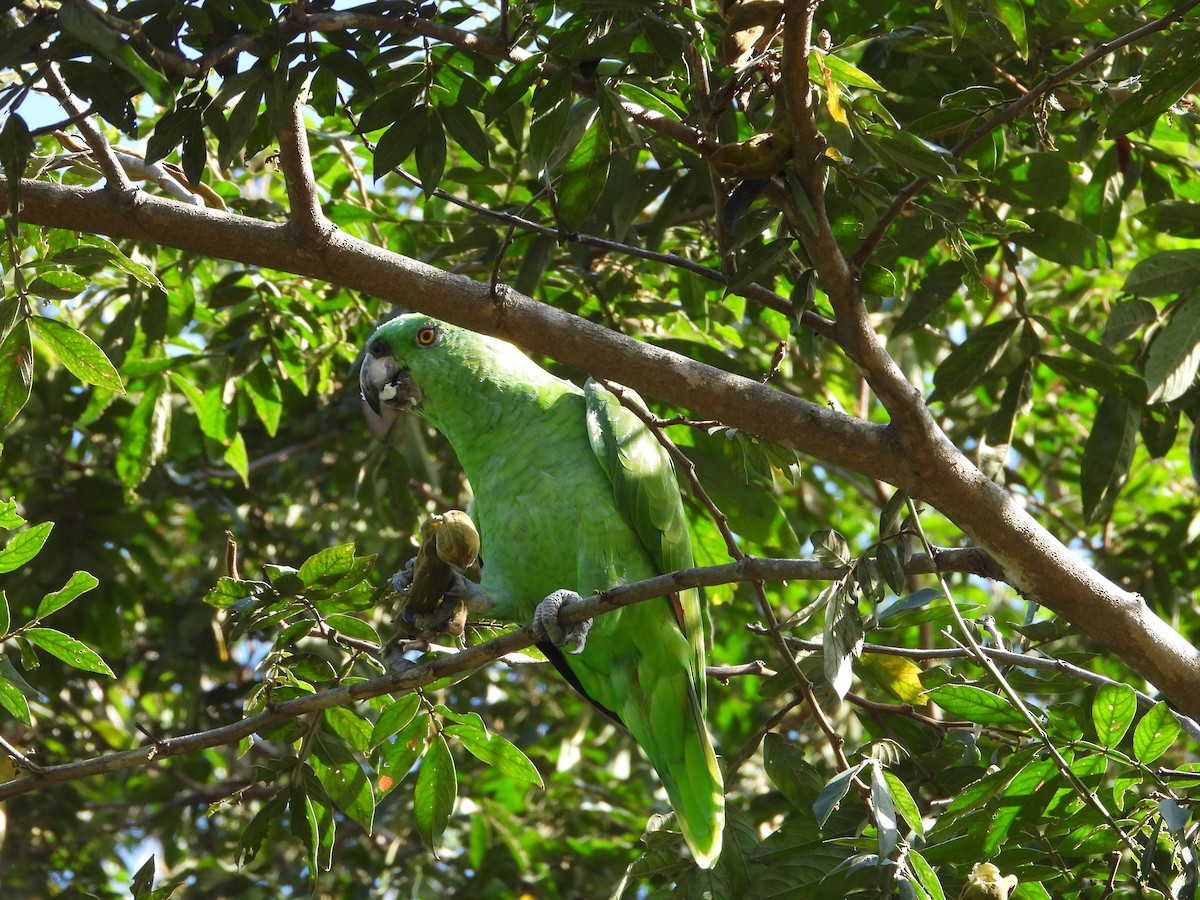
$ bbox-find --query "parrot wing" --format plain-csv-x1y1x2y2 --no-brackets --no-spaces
583,379,706,697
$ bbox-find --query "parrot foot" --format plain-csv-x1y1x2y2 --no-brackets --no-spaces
390,557,418,594
535,589,591,654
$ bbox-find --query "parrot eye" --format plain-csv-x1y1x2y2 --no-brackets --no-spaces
415,325,440,347
367,338,390,359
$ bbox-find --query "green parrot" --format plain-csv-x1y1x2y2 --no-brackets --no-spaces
360,314,725,867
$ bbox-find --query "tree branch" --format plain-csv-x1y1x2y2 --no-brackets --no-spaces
277,98,331,243
779,633,1200,742
4,176,1199,717
0,550,1022,800
40,65,132,194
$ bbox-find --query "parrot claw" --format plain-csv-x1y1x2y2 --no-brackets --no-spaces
535,589,592,654
390,557,418,594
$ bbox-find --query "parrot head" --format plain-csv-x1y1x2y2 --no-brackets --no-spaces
360,315,439,416
360,313,548,425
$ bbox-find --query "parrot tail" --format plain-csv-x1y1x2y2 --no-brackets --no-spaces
631,675,726,868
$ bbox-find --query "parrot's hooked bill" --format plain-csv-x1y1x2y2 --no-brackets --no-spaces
361,314,725,867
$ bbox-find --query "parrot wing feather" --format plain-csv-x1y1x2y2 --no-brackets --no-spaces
583,378,707,708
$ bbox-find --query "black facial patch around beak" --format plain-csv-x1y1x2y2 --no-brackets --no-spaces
361,350,423,416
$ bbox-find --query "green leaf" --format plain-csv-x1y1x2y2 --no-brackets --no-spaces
0,672,30,724
370,694,422,750
311,731,375,833
877,131,961,180
0,521,53,574
906,848,946,900
1091,682,1137,748
1102,298,1157,345
941,0,968,47
930,318,1020,402
58,1,170,105
1124,250,1200,297
813,762,866,826
116,376,172,489
29,317,125,393
130,854,155,899
556,121,611,232
444,723,543,787
0,498,22,530
324,613,379,646
1012,211,1106,268
24,627,115,676
203,576,273,609
822,584,862,700
869,762,899,858
414,732,457,853
983,757,1057,856
373,109,425,178
810,529,850,568
924,684,1026,727
875,543,906,595
1136,200,1200,239
223,431,250,486
485,55,543,120
1132,702,1181,764
0,319,33,426
987,0,1027,56
37,571,99,620
438,102,490,167
763,733,823,810
892,261,966,336
0,589,8,635
28,270,88,300
817,51,885,91
989,152,1072,207
239,792,287,865
1144,294,1200,403
882,770,924,838
376,713,428,798
1080,392,1138,523
984,359,1033,446
414,111,447,198
298,543,359,589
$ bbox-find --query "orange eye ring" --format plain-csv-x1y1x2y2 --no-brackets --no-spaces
415,326,439,347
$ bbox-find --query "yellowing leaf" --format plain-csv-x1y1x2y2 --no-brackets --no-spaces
860,653,928,705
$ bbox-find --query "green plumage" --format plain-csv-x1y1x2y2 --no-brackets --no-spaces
361,314,725,867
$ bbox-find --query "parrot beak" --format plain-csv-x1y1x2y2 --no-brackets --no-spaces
361,341,423,416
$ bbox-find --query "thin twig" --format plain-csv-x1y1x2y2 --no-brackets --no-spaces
41,64,132,193
776,631,1200,741
384,160,834,335
906,499,1142,858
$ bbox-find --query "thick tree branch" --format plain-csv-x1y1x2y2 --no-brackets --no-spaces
3,176,1199,717
277,99,331,243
